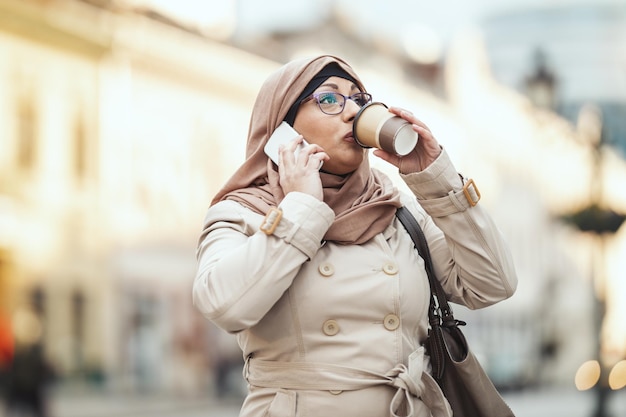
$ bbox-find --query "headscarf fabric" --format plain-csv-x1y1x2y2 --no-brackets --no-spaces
211,55,402,245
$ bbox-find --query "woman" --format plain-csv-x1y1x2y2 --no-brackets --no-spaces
193,55,517,417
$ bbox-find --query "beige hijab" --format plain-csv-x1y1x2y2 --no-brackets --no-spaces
212,55,401,245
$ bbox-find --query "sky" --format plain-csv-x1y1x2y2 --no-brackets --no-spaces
127,0,624,42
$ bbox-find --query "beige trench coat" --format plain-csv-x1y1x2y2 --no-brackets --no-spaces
193,150,517,417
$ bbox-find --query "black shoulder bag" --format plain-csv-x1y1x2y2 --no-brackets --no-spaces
396,206,515,417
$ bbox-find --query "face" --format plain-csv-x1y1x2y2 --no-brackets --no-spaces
293,76,367,175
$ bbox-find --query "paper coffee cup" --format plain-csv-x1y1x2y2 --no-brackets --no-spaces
352,102,418,156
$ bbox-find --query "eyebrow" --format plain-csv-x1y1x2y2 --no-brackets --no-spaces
317,82,359,92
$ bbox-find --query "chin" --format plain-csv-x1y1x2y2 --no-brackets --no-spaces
323,150,365,175
333,162,365,176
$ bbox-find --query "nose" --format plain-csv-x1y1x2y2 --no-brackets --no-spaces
343,98,361,121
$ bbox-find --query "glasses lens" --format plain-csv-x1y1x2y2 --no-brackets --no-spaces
316,92,344,115
352,93,372,107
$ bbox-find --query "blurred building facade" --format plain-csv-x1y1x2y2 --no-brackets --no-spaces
0,0,275,393
1,0,625,398
478,3,626,391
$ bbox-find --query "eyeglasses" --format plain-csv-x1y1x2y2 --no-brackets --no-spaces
301,91,373,115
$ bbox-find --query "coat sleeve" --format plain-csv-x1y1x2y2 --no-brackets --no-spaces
193,193,335,332
400,149,518,309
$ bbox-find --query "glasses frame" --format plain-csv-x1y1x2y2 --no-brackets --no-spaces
301,91,373,116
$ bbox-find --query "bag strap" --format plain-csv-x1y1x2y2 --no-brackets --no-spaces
395,206,456,326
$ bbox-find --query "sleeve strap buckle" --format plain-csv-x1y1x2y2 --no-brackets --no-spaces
462,178,481,207
260,207,283,235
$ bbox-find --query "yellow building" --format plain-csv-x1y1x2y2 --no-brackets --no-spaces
0,0,275,391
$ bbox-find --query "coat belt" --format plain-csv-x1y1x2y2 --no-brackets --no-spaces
243,347,452,417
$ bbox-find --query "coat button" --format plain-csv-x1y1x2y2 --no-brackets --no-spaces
322,319,340,336
318,262,335,277
329,389,343,395
383,262,398,275
383,314,400,331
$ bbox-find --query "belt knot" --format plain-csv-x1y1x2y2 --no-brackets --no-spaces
386,349,426,417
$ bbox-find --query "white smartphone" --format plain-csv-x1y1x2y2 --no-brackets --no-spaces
264,121,308,165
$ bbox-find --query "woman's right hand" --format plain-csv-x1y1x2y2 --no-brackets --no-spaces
277,136,329,201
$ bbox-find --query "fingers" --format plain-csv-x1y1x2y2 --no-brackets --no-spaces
301,143,329,170
388,106,419,123
388,106,439,147
388,107,431,133
278,135,303,166
372,149,400,167
277,137,326,200
279,137,328,170
372,108,442,173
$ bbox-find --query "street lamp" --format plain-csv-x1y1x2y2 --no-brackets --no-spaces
525,48,556,110
560,104,626,417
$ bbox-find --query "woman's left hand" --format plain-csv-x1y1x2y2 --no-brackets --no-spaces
372,107,442,174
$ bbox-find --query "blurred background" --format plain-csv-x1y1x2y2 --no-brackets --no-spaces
0,0,625,416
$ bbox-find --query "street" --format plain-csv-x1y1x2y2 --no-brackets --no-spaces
504,387,625,417
2,388,242,417
2,385,624,417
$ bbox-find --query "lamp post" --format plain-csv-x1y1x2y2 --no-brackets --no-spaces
525,48,556,110
560,104,625,417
